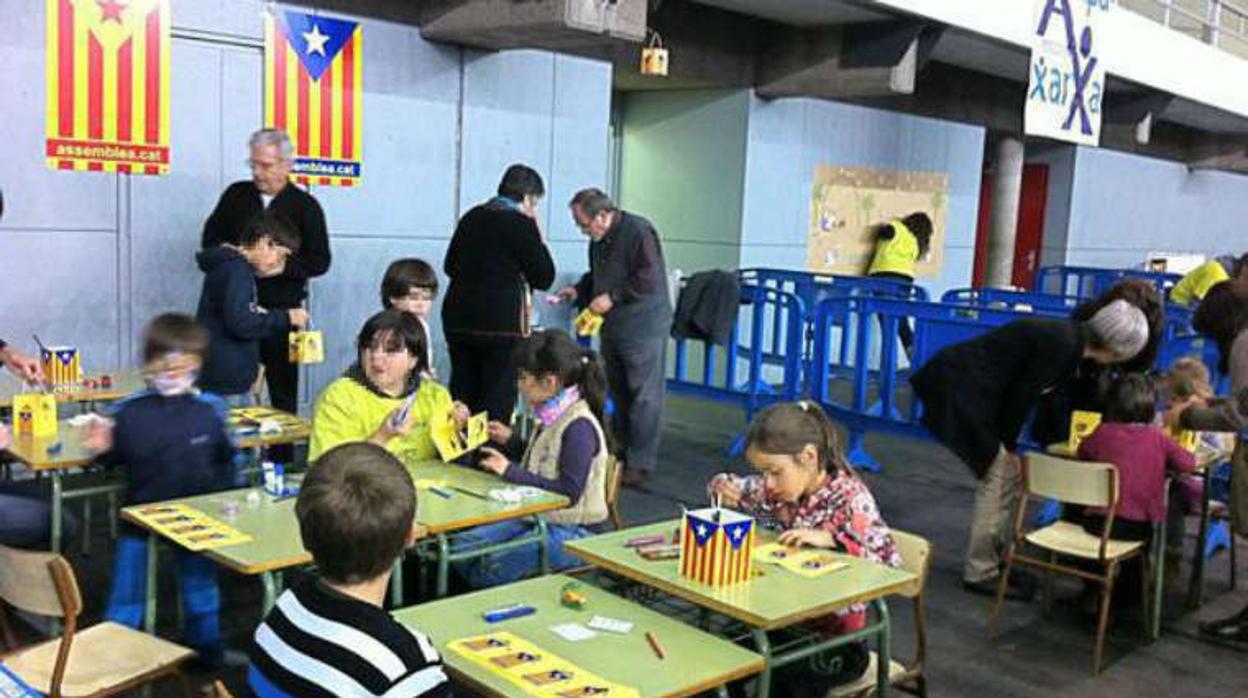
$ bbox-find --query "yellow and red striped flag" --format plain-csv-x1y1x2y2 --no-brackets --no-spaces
45,0,171,174
265,10,363,187
679,508,755,587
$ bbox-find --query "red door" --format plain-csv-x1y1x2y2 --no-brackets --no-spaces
1012,163,1049,289
971,163,1049,289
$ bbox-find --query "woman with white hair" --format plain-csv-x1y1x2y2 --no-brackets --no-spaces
910,298,1151,600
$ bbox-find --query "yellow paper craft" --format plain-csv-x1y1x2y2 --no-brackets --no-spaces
1067,410,1102,452
449,632,639,698
13,393,58,438
1165,425,1199,453
288,330,325,364
128,503,252,551
431,409,489,462
573,309,603,337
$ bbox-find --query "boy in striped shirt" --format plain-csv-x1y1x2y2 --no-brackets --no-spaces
249,443,451,697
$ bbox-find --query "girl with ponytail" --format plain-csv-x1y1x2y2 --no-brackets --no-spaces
708,401,900,691
452,329,613,588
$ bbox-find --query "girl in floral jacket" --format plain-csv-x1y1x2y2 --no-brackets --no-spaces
709,401,900,690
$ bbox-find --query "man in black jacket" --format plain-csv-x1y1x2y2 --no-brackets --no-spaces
559,189,672,487
201,128,330,424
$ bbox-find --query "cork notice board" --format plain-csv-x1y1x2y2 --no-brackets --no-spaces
807,165,948,277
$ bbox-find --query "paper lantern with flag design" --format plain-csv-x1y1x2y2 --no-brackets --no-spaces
679,507,754,587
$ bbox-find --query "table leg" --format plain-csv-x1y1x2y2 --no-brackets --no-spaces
537,518,550,575
390,554,404,607
144,533,158,634
750,628,773,698
437,534,451,598
50,471,63,554
1187,467,1213,609
1152,526,1165,641
875,599,892,698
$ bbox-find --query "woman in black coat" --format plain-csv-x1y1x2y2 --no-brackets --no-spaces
910,299,1151,599
442,164,556,420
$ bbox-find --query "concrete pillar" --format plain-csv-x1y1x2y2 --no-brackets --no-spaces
985,136,1024,288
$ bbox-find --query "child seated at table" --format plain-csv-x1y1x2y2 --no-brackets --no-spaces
249,442,451,697
84,313,234,665
1161,357,1234,454
1077,373,1196,593
382,258,441,379
453,329,612,588
308,310,468,463
708,401,901,691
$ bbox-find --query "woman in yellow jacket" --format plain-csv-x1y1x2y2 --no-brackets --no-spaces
866,212,933,353
309,310,468,464
1169,254,1248,306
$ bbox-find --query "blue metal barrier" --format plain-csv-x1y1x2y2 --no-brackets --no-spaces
940,287,1080,315
1033,265,1181,298
668,284,806,452
738,267,928,379
808,296,1039,470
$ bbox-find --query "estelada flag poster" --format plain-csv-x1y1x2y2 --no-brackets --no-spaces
45,0,172,174
265,9,363,187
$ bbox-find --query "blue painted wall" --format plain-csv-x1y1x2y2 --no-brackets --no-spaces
1027,143,1076,270
739,95,987,297
0,2,611,411
1062,145,1248,268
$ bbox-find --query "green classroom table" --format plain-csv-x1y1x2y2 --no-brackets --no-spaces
0,369,146,409
119,460,569,633
1,409,312,554
565,520,917,698
393,574,765,698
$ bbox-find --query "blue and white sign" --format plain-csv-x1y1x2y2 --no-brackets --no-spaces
1025,0,1109,146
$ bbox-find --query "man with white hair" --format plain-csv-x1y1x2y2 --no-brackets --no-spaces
201,129,331,430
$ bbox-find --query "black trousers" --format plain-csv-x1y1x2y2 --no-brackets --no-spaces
600,332,666,473
259,332,297,463
868,271,916,352
448,337,518,422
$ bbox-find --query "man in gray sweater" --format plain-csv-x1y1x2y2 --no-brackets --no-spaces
558,189,672,487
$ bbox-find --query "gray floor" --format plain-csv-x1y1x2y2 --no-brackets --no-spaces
639,397,1248,698
48,395,1248,696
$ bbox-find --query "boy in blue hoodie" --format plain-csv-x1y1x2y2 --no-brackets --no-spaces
84,313,238,665
196,211,309,402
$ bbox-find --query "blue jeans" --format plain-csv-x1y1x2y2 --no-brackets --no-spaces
0,481,78,549
451,519,595,588
106,536,222,659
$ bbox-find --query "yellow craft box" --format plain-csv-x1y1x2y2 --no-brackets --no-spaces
14,393,58,438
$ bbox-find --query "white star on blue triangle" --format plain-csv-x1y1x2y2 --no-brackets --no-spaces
278,10,358,81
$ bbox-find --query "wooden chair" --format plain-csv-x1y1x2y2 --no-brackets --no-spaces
202,680,235,698
0,544,195,697
604,455,625,531
828,529,931,698
989,454,1149,675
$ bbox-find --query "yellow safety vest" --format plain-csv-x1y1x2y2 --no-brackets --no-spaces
1170,260,1229,306
867,220,919,277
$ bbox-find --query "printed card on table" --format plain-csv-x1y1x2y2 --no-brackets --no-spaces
129,504,252,552
753,543,851,578
449,632,639,697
